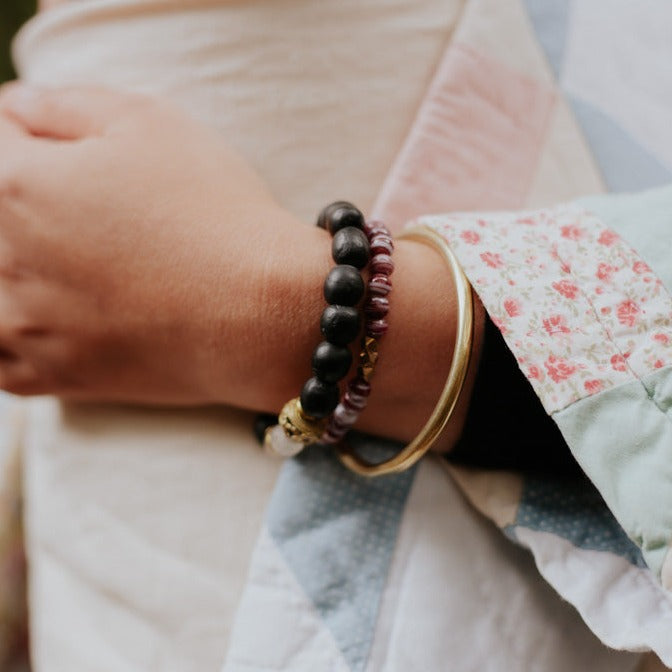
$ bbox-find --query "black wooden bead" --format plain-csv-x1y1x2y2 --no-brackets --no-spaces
332,226,370,269
316,201,352,230
312,341,353,383
316,201,365,235
300,376,340,419
323,265,364,306
320,305,360,345
253,413,277,444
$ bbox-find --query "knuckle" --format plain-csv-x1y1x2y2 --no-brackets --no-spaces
1,312,37,338
0,168,23,205
1,378,40,397
0,358,61,397
0,255,28,283
0,366,34,396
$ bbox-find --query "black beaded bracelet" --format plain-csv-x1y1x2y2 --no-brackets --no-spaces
264,202,372,457
321,217,394,444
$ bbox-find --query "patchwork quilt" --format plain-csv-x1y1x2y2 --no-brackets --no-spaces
224,2,672,671
2,1,672,670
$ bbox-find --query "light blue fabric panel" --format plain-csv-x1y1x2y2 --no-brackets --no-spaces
517,4,672,573
512,475,645,567
267,439,414,672
521,0,570,78
553,368,672,577
648,365,672,420
580,185,672,293
569,96,672,192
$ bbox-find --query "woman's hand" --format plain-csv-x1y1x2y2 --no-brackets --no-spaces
0,83,483,447
0,84,327,405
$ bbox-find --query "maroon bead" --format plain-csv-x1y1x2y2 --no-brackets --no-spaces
368,274,392,297
366,318,389,338
333,404,358,426
321,432,340,445
348,378,371,397
371,253,394,276
370,235,394,256
329,406,350,426
364,296,389,320
364,219,386,234
344,389,368,412
328,424,348,439
325,417,349,438
366,228,390,242
322,420,347,443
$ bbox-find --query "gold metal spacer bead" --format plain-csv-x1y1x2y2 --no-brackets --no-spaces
359,336,379,382
278,398,327,445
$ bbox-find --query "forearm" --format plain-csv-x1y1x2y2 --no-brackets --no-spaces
0,83,484,451
211,213,485,449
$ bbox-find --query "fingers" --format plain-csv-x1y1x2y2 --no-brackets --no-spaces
0,82,152,141
0,339,44,396
0,112,39,208
0,106,28,143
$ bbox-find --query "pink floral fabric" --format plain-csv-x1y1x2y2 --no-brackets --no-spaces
418,204,672,414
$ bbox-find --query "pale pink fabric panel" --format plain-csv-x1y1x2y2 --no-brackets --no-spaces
373,43,556,231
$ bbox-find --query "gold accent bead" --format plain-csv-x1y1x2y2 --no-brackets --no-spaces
278,398,327,445
359,336,379,382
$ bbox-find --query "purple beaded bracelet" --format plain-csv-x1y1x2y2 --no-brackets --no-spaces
321,218,394,444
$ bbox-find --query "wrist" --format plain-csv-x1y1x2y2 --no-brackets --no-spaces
206,209,485,452
202,210,331,410
353,237,485,448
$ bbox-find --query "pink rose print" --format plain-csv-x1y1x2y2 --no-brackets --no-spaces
528,365,544,381
616,300,641,328
544,355,577,383
560,225,583,240
549,244,572,272
598,229,618,246
504,299,521,318
543,314,571,336
460,230,481,245
610,353,628,372
596,263,615,281
584,379,603,394
552,280,579,300
480,252,503,269
422,207,672,415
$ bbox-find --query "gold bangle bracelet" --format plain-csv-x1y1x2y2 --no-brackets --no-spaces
336,224,474,477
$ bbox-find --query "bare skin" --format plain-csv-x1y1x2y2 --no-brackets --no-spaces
0,84,484,449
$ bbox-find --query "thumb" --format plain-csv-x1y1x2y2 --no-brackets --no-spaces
0,82,139,140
